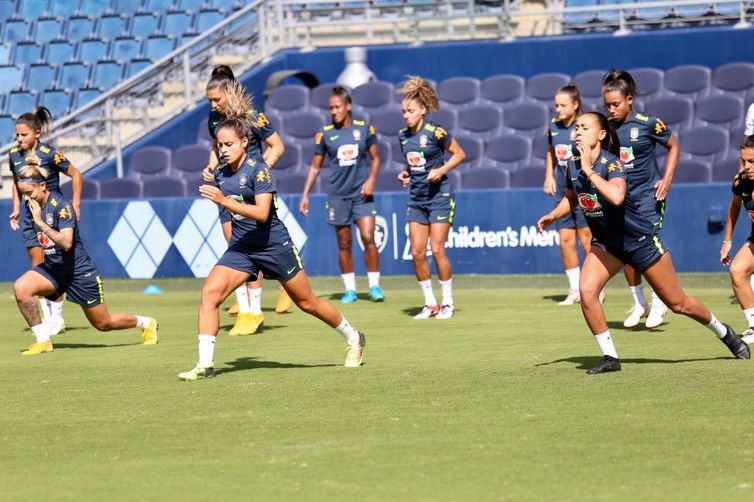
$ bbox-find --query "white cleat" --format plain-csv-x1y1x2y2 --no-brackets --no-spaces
436,304,455,319
623,304,649,328
413,305,440,319
558,290,580,306
46,317,66,337
645,304,668,329
741,328,754,345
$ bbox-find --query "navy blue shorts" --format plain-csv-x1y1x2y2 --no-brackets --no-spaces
326,195,376,226
553,197,588,230
406,196,455,225
217,242,304,282
636,199,666,229
596,234,667,272
33,263,105,307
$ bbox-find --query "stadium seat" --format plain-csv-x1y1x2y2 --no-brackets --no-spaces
115,0,145,12
454,135,483,170
163,11,194,38
573,69,605,105
680,126,728,163
126,58,151,78
480,74,525,106
563,0,597,24
143,177,188,198
266,85,309,116
27,63,57,90
673,159,712,184
437,77,480,110
712,155,740,182
300,142,317,167
627,67,664,101
457,105,502,140
92,60,125,89
146,0,173,11
6,90,37,118
502,101,549,137
111,36,142,63
34,17,64,44
310,83,346,112
376,139,391,165
195,9,225,32
3,19,32,45
144,35,176,60
694,95,744,130
127,146,172,179
374,169,402,192
712,62,754,97
664,64,711,100
644,96,693,133
46,40,76,64
509,165,547,188
461,168,510,190
0,0,15,20
74,87,103,113
428,108,457,133
78,38,109,64
13,42,42,65
281,112,325,144
0,65,23,95
275,172,308,194
211,0,239,9
372,108,405,138
0,44,10,65
61,178,101,200
131,13,161,38
274,143,302,172
675,3,709,18
483,133,531,171
172,144,210,177
0,114,14,144
525,73,570,104
65,16,95,43
59,62,91,91
729,125,746,155
531,133,550,165
100,178,143,199
196,118,212,144
51,1,79,18
180,0,206,11
98,14,128,39
80,0,110,16
40,89,72,119
352,81,394,113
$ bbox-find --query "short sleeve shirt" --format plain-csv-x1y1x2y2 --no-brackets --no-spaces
397,120,454,202
9,143,71,193
548,117,577,200
314,118,376,198
208,110,276,161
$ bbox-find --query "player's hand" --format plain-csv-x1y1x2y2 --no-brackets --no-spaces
537,214,554,233
543,175,556,195
198,184,223,204
397,171,410,187
576,142,592,171
26,197,43,226
721,241,733,266
9,209,19,231
361,178,375,198
427,168,443,183
202,165,216,183
299,195,309,216
654,179,672,201
74,202,81,221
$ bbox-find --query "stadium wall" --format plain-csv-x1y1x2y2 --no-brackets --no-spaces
0,184,743,282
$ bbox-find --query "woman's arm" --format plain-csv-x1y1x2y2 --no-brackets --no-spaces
655,135,681,201
263,132,285,169
199,186,274,223
299,154,324,216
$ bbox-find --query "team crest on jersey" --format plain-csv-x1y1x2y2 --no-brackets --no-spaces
239,173,248,187
419,135,428,148
578,193,603,214
353,129,361,141
554,144,573,162
620,146,635,165
406,151,426,170
46,213,54,225
630,127,639,141
337,144,359,167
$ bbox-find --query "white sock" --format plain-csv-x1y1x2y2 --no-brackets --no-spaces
750,275,754,290
342,272,356,292
706,315,728,338
367,271,380,288
50,299,64,320
135,315,151,329
594,330,618,358
335,316,360,345
565,267,580,291
743,307,754,328
31,323,51,343
418,279,438,306
198,334,216,367
439,278,453,306
249,287,263,315
235,285,250,314
629,284,647,307
38,297,50,319
649,287,665,309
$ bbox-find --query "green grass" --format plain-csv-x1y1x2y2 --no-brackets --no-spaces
1,274,754,501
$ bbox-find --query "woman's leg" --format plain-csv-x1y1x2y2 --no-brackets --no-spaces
558,227,581,305
409,222,439,317
429,222,454,318
14,270,58,354
335,225,358,303
355,215,383,301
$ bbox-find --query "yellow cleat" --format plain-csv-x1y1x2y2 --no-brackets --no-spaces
22,341,53,356
228,312,264,336
275,287,293,314
141,318,159,345
227,300,239,316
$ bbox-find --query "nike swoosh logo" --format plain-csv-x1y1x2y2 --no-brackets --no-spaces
217,180,225,185
86,299,96,305
13,161,21,165
550,131,559,136
743,193,751,196
437,216,448,220
286,266,297,275
330,135,339,140
401,140,408,145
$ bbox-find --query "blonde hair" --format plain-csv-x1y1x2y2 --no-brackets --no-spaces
17,162,49,181
398,76,439,112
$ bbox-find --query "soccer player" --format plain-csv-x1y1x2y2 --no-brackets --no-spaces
603,70,681,329
13,163,158,355
205,65,292,337
537,112,748,374
543,84,593,305
8,107,82,336
299,86,385,303
179,118,366,380
396,76,465,320
720,135,754,343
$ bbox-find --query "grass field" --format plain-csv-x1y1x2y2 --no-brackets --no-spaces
2,273,754,501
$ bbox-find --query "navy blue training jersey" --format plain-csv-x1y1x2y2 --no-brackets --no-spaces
214,155,291,252
398,120,454,202
566,150,656,251
9,143,71,193
548,117,577,200
208,109,276,162
314,118,376,198
610,111,672,204
732,172,754,241
31,193,97,274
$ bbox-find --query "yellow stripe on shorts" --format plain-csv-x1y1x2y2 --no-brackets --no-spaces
652,235,664,254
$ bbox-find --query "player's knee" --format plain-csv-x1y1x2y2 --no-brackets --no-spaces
579,281,601,303
200,283,225,309
666,296,691,315
337,238,352,252
729,262,750,284
430,244,446,258
92,317,113,331
13,280,35,301
411,247,427,261
295,295,317,315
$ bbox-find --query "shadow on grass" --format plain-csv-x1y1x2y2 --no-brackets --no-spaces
217,357,337,375
53,342,142,350
542,294,568,303
606,321,668,332
536,355,732,369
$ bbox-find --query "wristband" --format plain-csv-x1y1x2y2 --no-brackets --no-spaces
588,171,599,183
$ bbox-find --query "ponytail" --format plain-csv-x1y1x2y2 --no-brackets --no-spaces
601,69,639,98
206,65,236,92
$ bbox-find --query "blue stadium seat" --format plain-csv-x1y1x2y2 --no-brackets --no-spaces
438,77,480,110
98,14,128,39
111,36,142,62
131,12,161,38
3,19,32,44
636,2,669,20
454,134,483,169
627,67,664,101
680,126,728,163
144,35,175,60
172,144,210,177
13,41,43,65
0,0,16,20
712,155,740,182
27,63,57,90
92,60,125,89
146,0,174,11
694,95,744,130
46,39,76,63
126,58,151,78
480,74,525,106
300,141,316,168
374,169,401,192
712,62,754,97
163,10,194,37
78,38,109,64
143,176,187,198
427,108,457,134
310,82,345,112
115,0,145,12
573,69,605,104
371,108,404,138
352,81,394,113
457,105,502,140
563,0,596,24
674,159,712,184
74,86,102,112
7,91,38,118
645,95,693,133
483,133,531,171
676,3,709,18
461,168,510,190
276,172,309,194
34,17,64,44
376,139,391,165
274,143,302,172
0,44,10,64
195,8,224,32
127,146,172,179
0,65,24,94
79,0,110,16
51,1,79,18
59,62,91,91
266,85,309,116
65,16,95,43
502,101,549,137
526,73,571,103
0,114,14,145
531,133,549,165
61,178,101,200
100,178,143,199
210,0,238,9
180,0,206,11
281,112,324,144
19,0,49,20
509,165,546,188
40,89,72,119
664,64,711,100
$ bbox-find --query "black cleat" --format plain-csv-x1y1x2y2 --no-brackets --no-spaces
586,355,622,374
721,324,751,359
